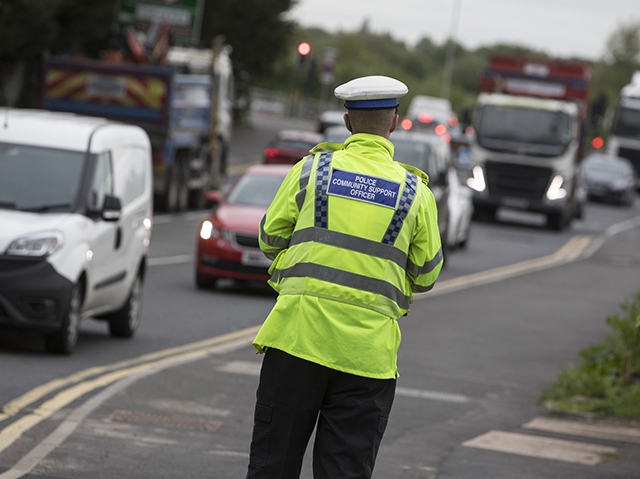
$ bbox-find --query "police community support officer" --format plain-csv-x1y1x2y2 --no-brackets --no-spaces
246,75,444,479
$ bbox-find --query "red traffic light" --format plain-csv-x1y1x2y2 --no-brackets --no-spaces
297,41,311,56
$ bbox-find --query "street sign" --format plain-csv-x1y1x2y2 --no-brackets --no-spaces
117,0,204,46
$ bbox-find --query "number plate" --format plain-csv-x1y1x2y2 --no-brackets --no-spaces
241,252,272,267
501,197,529,209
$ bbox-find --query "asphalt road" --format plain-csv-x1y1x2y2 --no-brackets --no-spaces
1,111,640,478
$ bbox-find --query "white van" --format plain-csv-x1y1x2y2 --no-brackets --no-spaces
0,109,153,354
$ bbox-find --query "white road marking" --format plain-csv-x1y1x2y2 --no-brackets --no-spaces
148,254,194,266
523,416,640,444
462,430,617,465
396,387,470,403
217,360,261,376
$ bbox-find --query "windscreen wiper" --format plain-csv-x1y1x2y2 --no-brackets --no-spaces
22,203,72,212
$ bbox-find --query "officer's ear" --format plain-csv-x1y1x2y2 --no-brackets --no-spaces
390,113,399,133
344,113,353,133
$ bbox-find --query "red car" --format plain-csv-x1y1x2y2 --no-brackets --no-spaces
262,129,324,164
195,164,292,289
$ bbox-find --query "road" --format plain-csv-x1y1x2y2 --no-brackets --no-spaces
1,111,640,478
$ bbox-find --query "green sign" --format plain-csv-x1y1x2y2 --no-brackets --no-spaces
117,0,204,46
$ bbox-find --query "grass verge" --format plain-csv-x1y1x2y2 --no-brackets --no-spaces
540,291,640,418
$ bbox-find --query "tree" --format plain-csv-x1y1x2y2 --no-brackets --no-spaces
605,21,640,66
201,0,297,78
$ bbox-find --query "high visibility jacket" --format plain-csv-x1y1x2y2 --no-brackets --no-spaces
255,133,443,379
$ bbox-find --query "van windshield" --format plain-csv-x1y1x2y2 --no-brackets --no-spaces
0,142,85,212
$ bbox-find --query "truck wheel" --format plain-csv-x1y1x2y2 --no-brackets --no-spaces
166,161,189,213
547,212,567,231
44,282,82,354
106,274,143,338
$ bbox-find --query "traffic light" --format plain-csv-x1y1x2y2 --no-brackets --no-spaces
297,41,311,67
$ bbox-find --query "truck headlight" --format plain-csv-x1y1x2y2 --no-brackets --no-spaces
6,232,64,257
466,166,486,192
546,175,567,200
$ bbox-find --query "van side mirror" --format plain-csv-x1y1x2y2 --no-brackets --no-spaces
102,194,122,222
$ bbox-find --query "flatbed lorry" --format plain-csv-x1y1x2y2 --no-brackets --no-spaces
41,42,234,212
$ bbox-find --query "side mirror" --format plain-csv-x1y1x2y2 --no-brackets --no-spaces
102,194,122,222
204,190,222,208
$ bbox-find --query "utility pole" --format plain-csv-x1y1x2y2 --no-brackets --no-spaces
441,0,462,100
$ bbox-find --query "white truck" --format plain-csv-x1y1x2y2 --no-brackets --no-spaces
466,56,591,230
606,71,640,188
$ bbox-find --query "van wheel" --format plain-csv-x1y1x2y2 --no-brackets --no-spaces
107,275,143,338
44,282,82,354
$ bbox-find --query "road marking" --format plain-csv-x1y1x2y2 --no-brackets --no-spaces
0,326,260,458
396,387,470,403
523,416,640,444
462,430,617,465
217,360,261,376
416,234,595,299
148,254,194,266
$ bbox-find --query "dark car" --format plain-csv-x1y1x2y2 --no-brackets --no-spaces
195,164,292,289
390,130,451,262
579,153,637,206
262,129,324,165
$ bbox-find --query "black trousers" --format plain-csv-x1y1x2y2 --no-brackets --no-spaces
246,348,396,479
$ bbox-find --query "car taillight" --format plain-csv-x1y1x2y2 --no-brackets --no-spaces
417,113,433,123
264,147,279,159
401,118,413,130
434,124,447,136
448,116,459,127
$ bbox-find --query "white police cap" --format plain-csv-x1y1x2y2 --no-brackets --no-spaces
334,75,408,109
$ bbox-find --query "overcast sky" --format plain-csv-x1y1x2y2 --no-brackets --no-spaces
287,0,639,61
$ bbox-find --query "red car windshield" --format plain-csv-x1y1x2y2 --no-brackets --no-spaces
226,174,285,207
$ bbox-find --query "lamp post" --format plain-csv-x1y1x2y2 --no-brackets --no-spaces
440,0,462,100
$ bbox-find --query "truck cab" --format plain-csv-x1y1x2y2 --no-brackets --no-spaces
606,71,640,188
467,56,591,230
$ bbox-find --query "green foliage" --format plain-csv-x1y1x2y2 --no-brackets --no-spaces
540,292,640,418
201,0,296,77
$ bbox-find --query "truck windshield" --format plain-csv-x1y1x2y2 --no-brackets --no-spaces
612,107,640,138
0,142,85,212
476,105,573,156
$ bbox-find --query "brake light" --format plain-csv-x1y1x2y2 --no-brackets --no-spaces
591,137,604,149
448,116,459,127
417,113,433,123
401,118,413,130
264,147,279,159
434,124,447,136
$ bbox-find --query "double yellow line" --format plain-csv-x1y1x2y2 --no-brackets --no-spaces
417,234,595,299
0,326,260,456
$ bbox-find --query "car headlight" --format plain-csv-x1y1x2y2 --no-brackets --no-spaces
466,166,486,192
199,221,221,240
6,231,64,257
